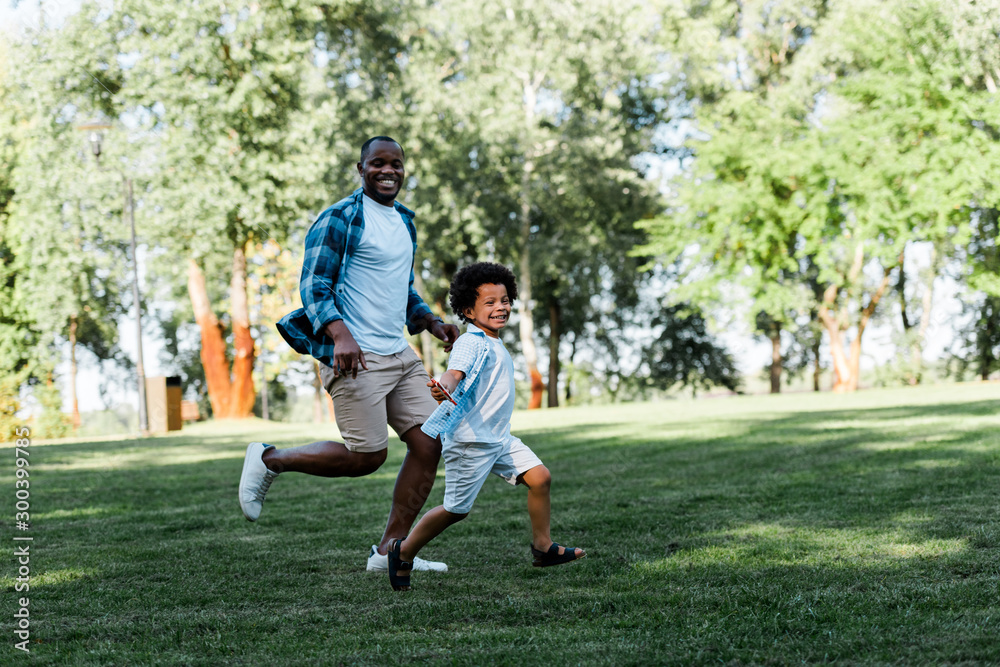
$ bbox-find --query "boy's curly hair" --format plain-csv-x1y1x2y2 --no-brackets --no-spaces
449,262,518,324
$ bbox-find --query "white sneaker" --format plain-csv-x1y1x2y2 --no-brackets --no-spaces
366,545,448,572
239,442,278,522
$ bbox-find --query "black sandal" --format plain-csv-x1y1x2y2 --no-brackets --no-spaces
531,542,586,567
387,538,412,591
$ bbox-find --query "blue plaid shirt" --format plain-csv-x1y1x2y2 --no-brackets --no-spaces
420,326,494,439
276,188,433,367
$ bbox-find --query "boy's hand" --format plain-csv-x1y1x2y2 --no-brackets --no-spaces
427,370,463,404
428,378,457,405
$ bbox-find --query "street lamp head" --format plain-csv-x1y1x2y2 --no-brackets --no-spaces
75,118,113,164
88,131,103,158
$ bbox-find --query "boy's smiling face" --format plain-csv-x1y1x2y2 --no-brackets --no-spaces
463,283,511,339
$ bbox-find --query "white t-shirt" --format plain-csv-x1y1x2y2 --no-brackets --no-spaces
446,331,515,444
338,194,412,355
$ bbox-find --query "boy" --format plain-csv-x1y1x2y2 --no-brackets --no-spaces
386,262,585,591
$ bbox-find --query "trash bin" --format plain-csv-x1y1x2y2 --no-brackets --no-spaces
146,376,183,433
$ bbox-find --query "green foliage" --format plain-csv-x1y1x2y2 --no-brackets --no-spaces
401,0,670,358
253,375,291,421
0,372,25,442
951,210,1000,379
4,14,135,414
637,0,829,375
641,0,1000,387
34,382,71,439
642,303,741,394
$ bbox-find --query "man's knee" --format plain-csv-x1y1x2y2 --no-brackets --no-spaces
401,427,442,462
348,448,387,476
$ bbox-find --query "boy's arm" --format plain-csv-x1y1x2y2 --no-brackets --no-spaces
428,369,464,403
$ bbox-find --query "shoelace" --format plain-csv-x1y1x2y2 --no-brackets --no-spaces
251,470,278,501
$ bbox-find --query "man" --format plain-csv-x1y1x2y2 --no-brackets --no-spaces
238,136,460,573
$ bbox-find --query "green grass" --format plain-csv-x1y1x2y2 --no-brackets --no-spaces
4,382,1000,665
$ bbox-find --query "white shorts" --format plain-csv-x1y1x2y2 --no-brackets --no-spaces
441,433,543,514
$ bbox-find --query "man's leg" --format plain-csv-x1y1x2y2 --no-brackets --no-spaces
262,442,386,477
375,425,441,554
239,356,391,522
238,442,386,522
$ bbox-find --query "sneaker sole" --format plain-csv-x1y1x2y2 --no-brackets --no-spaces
238,442,265,522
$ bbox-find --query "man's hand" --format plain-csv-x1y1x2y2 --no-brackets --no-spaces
427,317,460,352
323,320,367,379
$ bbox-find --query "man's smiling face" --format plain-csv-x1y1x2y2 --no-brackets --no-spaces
358,140,404,205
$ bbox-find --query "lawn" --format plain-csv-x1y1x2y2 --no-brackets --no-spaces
4,382,1000,665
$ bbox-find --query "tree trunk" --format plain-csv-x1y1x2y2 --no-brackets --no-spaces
565,336,577,403
548,299,560,408
769,324,782,394
412,271,435,375
229,245,256,418
313,361,324,422
898,248,912,333
188,258,233,418
911,244,939,385
981,298,999,380
811,336,821,392
518,247,545,409
897,248,918,385
516,72,546,410
68,314,81,429
851,265,895,391
819,263,895,393
818,285,853,392
847,335,863,392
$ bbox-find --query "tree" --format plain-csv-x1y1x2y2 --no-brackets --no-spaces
402,0,670,407
802,0,1000,390
642,0,1000,392
3,24,132,431
53,0,409,418
636,0,829,393
951,208,1000,379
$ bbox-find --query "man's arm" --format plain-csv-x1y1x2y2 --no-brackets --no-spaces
300,210,347,337
416,312,460,352
322,319,367,379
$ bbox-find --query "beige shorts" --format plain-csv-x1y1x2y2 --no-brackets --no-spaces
320,346,439,453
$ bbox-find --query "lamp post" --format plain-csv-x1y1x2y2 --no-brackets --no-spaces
77,120,149,434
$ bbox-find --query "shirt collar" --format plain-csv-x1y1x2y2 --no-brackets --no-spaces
465,323,501,340
352,186,415,218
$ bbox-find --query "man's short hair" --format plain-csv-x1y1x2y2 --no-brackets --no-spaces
449,262,519,323
360,136,404,163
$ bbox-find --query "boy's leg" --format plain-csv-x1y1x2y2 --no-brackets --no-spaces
519,465,554,551
399,505,467,561
519,465,585,562
394,435,498,562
